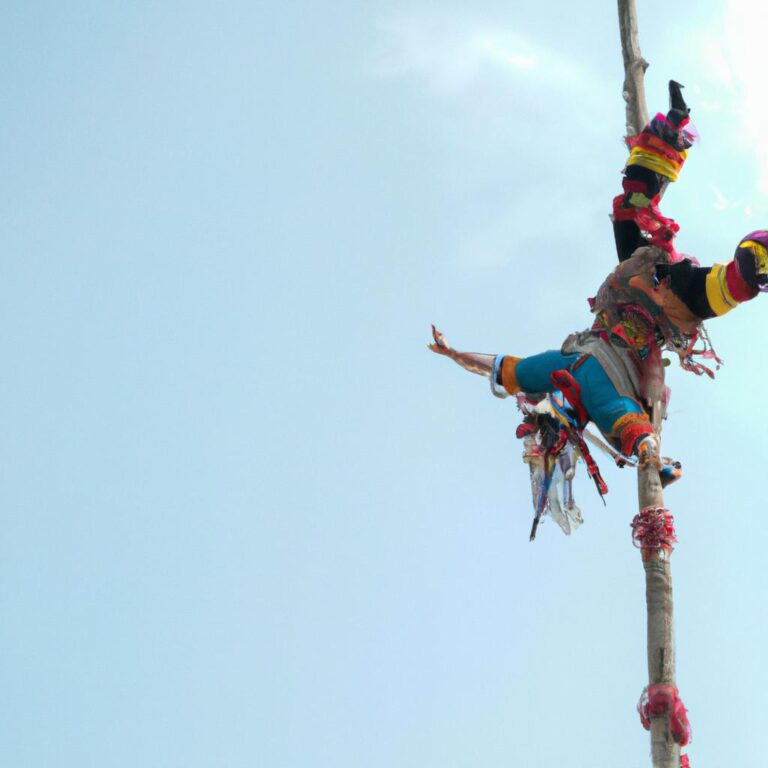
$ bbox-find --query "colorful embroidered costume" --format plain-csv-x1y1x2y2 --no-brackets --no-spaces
489,82,768,459
430,81,768,535
491,235,768,458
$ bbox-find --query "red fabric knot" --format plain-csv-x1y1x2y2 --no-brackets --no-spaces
680,755,691,768
631,507,677,551
611,195,684,262
549,369,588,427
637,684,692,746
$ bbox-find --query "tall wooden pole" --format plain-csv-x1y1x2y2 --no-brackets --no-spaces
617,2,684,766
617,0,649,136
636,469,680,768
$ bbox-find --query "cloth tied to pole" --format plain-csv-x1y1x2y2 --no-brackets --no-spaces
637,684,692,746
680,755,691,767
631,506,677,551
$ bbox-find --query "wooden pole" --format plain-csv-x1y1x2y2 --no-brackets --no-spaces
617,2,682,766
617,0,649,137
637,469,679,768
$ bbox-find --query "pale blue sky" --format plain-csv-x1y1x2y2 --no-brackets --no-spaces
1,2,766,767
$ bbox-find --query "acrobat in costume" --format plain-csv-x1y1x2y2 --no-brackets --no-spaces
488,85,768,461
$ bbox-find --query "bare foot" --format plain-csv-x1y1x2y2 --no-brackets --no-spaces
428,324,454,357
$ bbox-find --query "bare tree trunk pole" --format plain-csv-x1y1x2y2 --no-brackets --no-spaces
617,2,681,767
617,0,649,137
637,468,679,768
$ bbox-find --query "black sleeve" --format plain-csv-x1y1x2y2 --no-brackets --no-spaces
655,261,713,319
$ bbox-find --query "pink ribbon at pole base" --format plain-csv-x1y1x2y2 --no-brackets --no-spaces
631,507,677,552
637,684,692,746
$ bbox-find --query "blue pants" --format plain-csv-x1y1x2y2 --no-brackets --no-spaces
515,350,645,439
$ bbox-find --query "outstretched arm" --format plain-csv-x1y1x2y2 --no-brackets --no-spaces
428,325,495,377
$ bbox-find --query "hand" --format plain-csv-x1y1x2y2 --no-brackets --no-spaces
428,324,454,358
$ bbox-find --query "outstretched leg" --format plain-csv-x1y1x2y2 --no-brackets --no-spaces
428,326,576,395
612,80,694,263
429,327,679,483
427,325,496,377
429,327,654,456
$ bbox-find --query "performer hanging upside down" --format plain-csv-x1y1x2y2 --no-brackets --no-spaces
429,81,768,533
430,233,768,460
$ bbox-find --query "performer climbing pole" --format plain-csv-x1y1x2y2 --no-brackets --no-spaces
428,3,768,766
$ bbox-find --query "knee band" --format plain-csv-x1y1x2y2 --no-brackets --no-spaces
500,356,523,396
611,412,654,457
